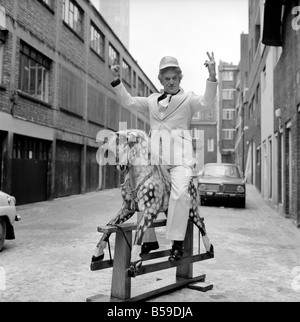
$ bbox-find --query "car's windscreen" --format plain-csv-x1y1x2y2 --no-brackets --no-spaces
203,165,241,178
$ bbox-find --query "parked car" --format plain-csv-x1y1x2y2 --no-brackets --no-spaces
0,190,21,252
198,163,246,208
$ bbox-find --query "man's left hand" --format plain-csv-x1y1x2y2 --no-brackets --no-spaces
204,52,217,81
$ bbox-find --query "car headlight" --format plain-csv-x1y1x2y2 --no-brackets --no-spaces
237,186,245,193
198,184,206,192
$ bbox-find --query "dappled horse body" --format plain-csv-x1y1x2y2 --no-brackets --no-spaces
92,129,213,277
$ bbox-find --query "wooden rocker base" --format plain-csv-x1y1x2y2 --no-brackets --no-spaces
87,220,214,302
87,274,207,302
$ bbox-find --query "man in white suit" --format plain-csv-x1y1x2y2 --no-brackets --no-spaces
109,53,218,262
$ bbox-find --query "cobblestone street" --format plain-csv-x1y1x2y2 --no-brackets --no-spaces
0,184,300,302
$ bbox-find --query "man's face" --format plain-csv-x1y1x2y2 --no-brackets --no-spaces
160,70,181,95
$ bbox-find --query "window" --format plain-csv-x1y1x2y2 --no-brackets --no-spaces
13,135,49,161
193,112,200,120
122,59,131,86
0,41,4,84
207,139,214,152
133,71,136,88
138,77,145,97
222,130,234,140
62,0,83,36
19,42,51,102
192,128,201,140
222,109,234,120
254,22,261,53
137,118,145,130
90,23,105,59
40,0,54,10
222,71,233,81
108,44,120,67
60,66,84,117
222,90,234,100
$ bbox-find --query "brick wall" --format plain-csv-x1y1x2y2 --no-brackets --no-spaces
0,0,157,201
274,2,300,222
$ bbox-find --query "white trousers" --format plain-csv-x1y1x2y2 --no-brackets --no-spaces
139,165,193,243
165,165,193,241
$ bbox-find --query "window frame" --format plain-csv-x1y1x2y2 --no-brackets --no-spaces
222,130,235,140
122,59,131,86
38,0,55,12
90,22,105,60
108,44,120,67
207,138,214,152
62,0,84,37
18,41,51,103
222,89,235,100
222,109,234,120
222,71,234,81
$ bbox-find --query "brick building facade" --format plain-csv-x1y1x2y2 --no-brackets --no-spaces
218,61,239,164
0,0,157,205
262,0,300,226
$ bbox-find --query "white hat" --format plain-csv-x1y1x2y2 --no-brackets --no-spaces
159,56,180,70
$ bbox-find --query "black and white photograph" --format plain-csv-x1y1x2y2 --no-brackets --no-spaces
0,0,300,307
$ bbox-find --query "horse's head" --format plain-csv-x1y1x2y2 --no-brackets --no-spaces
96,129,150,172
117,129,150,169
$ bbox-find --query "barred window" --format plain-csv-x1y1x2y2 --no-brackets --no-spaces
222,130,234,140
13,135,49,161
62,0,83,36
108,44,120,67
207,139,214,152
222,90,234,100
222,109,234,120
122,59,131,86
18,42,51,102
222,71,233,81
90,23,105,59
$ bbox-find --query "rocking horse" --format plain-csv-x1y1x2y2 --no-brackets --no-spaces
92,129,214,278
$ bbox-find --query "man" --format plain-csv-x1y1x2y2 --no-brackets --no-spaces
103,54,217,262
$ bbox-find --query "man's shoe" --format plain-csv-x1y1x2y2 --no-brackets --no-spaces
140,241,159,256
91,254,104,263
168,244,184,263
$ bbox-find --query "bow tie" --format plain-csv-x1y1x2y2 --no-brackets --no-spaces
158,94,172,108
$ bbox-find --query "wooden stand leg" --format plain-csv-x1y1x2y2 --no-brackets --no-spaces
176,221,193,279
111,230,132,300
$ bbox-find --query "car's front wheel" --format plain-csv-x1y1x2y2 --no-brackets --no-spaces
0,217,7,252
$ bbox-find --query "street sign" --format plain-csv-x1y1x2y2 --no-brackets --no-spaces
0,6,6,29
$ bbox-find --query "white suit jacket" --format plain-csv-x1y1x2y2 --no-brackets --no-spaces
112,80,218,167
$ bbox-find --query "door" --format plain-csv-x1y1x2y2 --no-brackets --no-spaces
11,135,50,205
86,146,100,193
55,140,81,198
